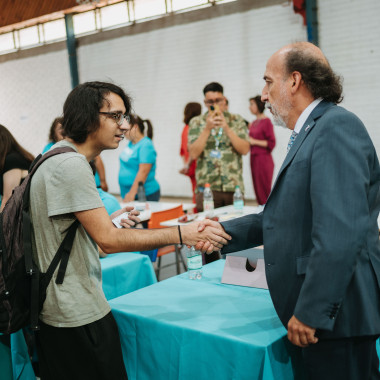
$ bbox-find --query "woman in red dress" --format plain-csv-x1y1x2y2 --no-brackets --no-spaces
179,102,201,205
248,95,276,205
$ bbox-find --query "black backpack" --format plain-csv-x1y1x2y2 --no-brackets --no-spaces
0,147,79,334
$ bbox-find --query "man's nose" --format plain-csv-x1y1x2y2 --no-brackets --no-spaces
120,119,129,131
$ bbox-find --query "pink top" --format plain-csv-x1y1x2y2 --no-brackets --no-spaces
249,118,276,156
180,124,196,178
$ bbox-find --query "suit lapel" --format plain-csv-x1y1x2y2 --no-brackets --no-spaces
269,101,335,197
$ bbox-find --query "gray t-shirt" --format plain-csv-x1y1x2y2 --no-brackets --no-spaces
30,140,110,327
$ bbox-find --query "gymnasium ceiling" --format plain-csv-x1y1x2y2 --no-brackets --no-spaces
0,0,122,32
0,1,305,33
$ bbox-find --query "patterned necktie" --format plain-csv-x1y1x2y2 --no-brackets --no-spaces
287,130,298,153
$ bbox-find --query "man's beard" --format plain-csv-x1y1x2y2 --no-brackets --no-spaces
265,102,288,128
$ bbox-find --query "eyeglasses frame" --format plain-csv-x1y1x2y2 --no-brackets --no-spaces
99,111,131,126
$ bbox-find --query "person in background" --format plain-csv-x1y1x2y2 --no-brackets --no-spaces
0,124,34,211
179,102,202,207
42,117,64,154
188,82,250,211
94,155,109,192
89,160,121,216
248,95,276,205
119,115,160,202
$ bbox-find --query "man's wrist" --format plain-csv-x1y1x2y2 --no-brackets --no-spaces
224,124,232,137
128,190,137,198
203,125,213,134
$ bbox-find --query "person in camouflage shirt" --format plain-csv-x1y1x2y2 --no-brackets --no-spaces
188,82,250,212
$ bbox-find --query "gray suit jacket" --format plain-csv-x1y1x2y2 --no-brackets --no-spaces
222,101,380,339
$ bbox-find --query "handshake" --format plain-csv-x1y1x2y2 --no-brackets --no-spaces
179,219,231,254
110,206,231,254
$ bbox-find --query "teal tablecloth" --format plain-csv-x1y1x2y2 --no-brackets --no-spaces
2,251,156,380
0,337,13,380
101,251,157,300
110,260,305,380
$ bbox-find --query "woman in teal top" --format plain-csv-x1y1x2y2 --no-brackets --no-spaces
42,117,64,154
119,115,160,202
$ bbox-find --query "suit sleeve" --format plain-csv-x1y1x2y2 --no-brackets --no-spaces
294,110,375,330
221,212,264,254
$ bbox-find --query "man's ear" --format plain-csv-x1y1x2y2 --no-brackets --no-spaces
290,71,302,94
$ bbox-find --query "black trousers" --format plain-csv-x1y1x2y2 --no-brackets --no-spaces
302,335,380,380
35,312,128,380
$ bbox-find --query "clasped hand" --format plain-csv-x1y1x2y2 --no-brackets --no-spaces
181,219,230,254
287,315,318,347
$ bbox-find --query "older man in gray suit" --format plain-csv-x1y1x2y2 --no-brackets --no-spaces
199,42,380,379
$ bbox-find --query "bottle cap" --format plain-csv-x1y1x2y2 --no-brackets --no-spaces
205,183,210,187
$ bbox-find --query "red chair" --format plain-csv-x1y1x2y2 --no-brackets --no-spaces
148,205,187,281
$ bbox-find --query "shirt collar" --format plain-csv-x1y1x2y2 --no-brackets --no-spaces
293,98,322,134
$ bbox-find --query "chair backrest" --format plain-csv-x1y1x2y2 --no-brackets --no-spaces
148,205,184,229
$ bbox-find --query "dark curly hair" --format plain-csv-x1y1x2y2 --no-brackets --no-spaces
284,47,343,104
62,81,132,143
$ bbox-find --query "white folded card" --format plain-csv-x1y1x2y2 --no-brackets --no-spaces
112,212,130,228
221,247,268,289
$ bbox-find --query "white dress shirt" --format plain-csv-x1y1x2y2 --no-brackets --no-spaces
294,98,323,134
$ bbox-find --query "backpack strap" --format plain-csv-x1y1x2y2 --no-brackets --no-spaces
30,147,77,173
23,147,77,275
23,147,76,209
30,219,80,330
44,219,80,286
30,262,41,331
23,211,34,276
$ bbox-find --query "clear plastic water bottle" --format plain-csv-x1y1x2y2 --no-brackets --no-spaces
186,246,202,280
137,181,146,201
203,183,214,216
233,185,244,214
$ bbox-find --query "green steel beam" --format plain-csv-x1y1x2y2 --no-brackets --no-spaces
64,14,79,89
306,0,319,46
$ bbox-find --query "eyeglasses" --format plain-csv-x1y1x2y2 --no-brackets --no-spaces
99,112,131,126
204,98,225,106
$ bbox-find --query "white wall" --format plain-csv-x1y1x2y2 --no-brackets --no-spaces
78,2,305,198
1,0,379,200
0,47,71,159
319,0,380,146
